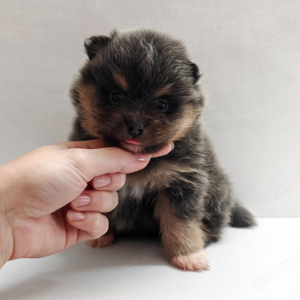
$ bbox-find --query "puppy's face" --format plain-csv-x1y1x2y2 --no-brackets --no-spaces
72,30,204,153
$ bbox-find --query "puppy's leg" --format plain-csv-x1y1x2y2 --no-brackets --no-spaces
154,193,209,271
85,231,115,248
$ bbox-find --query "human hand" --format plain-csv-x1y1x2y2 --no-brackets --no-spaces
0,139,173,268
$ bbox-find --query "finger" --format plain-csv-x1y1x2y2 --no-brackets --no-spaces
91,173,126,191
70,190,118,213
67,147,152,181
67,210,109,242
69,141,175,180
56,139,107,150
152,143,174,158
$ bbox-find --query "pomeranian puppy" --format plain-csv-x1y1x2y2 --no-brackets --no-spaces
69,29,255,271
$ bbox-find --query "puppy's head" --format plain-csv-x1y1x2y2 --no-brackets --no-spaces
71,29,204,153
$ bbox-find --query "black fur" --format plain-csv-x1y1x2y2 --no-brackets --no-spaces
230,203,257,228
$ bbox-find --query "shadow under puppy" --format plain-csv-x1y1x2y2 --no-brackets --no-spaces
69,29,256,271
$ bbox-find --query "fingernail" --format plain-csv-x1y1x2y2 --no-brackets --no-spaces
171,142,175,151
93,175,111,189
73,194,91,207
136,154,152,161
67,211,86,221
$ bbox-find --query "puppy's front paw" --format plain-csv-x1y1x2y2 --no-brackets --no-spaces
86,233,114,248
171,250,210,271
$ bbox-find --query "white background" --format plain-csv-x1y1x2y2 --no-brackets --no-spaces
0,0,300,217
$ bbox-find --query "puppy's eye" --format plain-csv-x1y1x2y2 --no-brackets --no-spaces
110,91,124,103
156,100,169,112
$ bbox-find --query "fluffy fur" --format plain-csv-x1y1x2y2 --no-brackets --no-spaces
69,29,256,271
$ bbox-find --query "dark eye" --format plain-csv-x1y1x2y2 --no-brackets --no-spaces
156,100,169,112
110,91,124,103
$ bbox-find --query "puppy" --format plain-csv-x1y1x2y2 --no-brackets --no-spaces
69,29,256,271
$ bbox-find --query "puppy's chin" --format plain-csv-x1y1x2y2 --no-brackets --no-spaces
119,140,169,154
104,136,169,154
120,142,143,153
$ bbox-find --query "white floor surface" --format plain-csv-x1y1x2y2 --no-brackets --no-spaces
0,218,299,300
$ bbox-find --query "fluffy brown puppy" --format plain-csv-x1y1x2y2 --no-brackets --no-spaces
69,29,256,271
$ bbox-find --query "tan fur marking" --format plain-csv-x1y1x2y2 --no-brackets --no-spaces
76,83,101,137
146,161,197,189
124,161,199,196
154,84,174,98
171,250,210,271
173,104,200,142
112,72,129,92
154,193,205,258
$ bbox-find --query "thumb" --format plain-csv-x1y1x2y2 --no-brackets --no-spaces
66,146,152,182
58,139,173,181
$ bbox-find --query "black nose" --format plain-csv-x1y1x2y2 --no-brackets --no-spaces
127,120,144,138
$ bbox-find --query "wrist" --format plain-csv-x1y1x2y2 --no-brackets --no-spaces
0,218,13,269
0,163,16,268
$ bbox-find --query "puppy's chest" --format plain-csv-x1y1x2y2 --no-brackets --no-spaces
118,163,163,202
113,158,200,233
117,157,199,205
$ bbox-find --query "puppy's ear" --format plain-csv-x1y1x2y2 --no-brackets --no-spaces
84,35,111,60
189,62,201,84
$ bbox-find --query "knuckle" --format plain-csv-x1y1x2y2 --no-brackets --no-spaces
111,192,119,208
66,149,87,173
97,191,110,211
92,214,109,238
118,173,126,188
69,148,85,160
89,215,102,238
101,215,109,233
98,191,118,212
